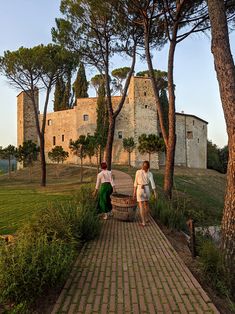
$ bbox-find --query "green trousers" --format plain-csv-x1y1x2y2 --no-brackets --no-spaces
97,182,113,213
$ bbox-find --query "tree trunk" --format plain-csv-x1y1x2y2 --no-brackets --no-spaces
164,37,177,199
105,116,116,170
8,157,11,179
128,152,131,167
96,152,99,174
39,134,46,187
80,157,83,182
29,164,32,182
207,0,235,290
56,163,59,179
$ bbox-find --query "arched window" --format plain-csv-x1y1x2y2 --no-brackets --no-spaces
118,131,123,139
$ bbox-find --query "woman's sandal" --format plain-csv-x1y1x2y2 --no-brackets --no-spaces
103,214,108,220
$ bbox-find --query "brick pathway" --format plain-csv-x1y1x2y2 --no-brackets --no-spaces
51,171,219,314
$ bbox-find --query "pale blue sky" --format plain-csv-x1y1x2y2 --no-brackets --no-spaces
0,0,234,148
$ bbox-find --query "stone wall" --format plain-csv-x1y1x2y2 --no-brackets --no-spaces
175,113,207,168
17,90,38,147
131,76,159,169
42,108,77,163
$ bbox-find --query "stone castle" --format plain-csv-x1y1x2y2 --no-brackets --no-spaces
17,76,208,169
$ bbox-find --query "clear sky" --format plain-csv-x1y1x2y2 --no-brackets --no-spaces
0,0,234,148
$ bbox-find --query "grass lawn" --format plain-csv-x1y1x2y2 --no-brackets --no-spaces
114,165,226,226
0,163,96,234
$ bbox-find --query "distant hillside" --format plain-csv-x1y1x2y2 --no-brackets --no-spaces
0,159,16,173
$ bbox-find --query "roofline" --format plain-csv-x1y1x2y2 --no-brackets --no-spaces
17,91,25,97
133,75,151,79
76,95,122,101
176,112,208,124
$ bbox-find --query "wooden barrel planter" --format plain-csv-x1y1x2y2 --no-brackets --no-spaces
111,193,137,221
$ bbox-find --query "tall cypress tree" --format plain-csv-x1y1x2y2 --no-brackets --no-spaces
53,75,65,111
95,83,109,158
61,69,72,110
159,89,169,136
73,63,89,100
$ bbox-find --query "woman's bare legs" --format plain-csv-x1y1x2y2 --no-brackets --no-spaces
138,201,146,226
145,201,150,223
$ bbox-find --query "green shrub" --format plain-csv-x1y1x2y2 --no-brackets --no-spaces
73,184,101,241
0,234,75,306
150,195,187,231
198,238,230,297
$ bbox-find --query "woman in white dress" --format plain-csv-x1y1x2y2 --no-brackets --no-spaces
133,161,157,226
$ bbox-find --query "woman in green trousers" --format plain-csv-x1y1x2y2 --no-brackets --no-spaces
93,161,116,219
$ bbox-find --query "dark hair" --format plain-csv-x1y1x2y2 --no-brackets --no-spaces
143,160,150,169
101,161,107,170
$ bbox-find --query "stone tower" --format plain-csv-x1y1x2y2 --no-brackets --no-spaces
128,76,160,168
17,90,39,147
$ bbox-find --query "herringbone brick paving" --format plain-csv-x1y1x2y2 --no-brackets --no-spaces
51,170,219,314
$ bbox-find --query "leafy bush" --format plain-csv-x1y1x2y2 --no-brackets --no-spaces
150,195,187,231
73,184,101,241
0,234,75,305
198,238,230,297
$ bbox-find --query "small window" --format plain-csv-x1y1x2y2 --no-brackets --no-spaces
83,114,89,121
144,91,147,96
203,125,205,130
145,105,148,109
118,131,123,139
62,134,64,142
198,138,200,143
187,131,193,139
53,136,56,146
48,119,52,126
193,120,195,126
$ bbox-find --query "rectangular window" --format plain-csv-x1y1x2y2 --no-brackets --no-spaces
62,134,64,142
144,91,147,96
145,105,148,109
193,120,195,126
118,131,123,139
53,136,56,146
48,119,52,126
83,114,89,121
187,131,193,139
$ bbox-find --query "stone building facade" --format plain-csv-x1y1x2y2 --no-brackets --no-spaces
17,76,208,169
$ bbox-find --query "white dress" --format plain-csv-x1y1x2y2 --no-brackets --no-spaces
134,169,156,202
